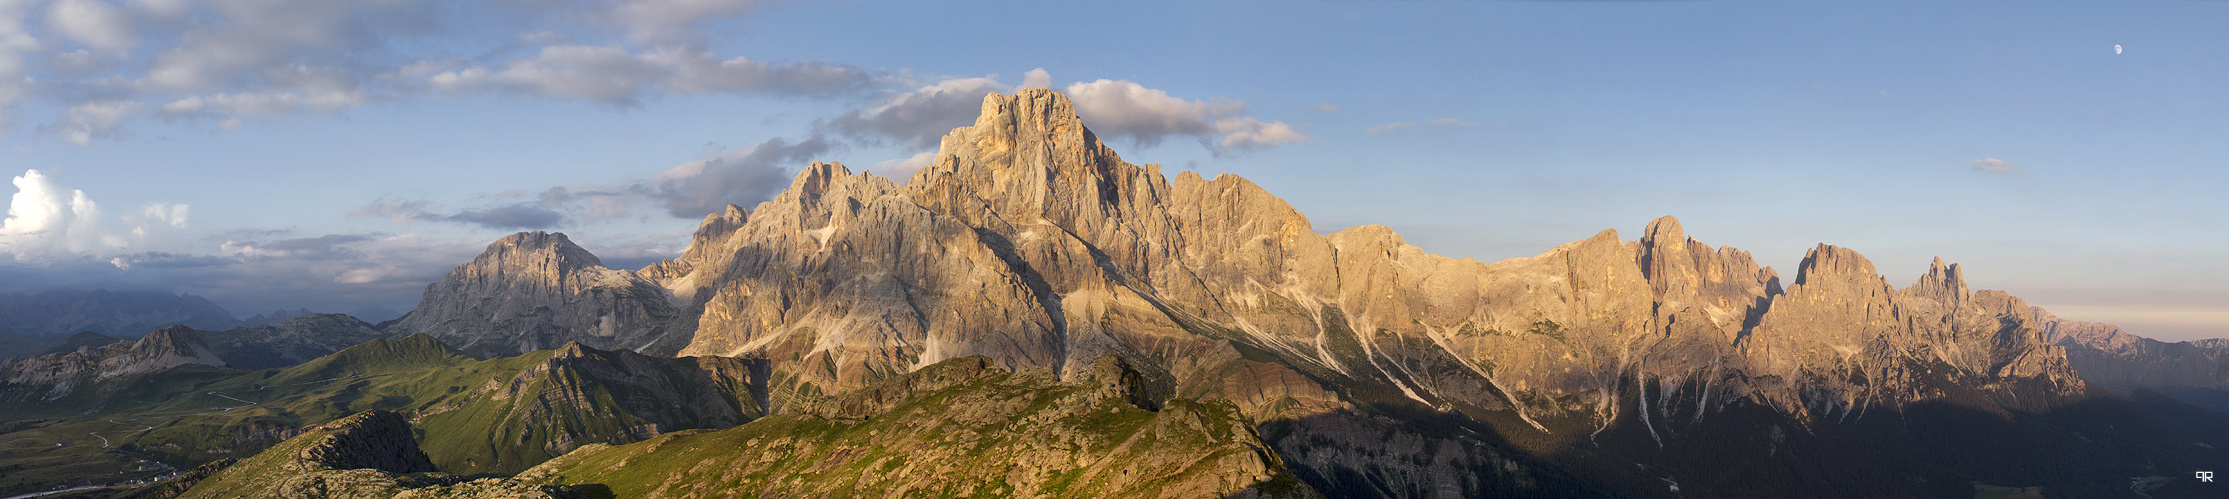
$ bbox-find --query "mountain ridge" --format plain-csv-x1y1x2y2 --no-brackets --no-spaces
400,88,2220,497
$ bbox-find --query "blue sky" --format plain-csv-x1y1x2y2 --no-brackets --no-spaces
0,1,2222,340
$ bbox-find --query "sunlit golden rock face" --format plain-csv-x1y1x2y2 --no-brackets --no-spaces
620,89,2085,431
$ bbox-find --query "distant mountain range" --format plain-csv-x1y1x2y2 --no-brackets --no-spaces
6,89,2228,498
0,290,239,337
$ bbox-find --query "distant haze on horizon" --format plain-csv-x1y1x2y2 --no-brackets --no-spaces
0,1,2221,341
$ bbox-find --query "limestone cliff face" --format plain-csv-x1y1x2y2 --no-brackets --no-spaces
402,91,2095,494
635,90,2084,436
0,324,226,401
393,232,685,358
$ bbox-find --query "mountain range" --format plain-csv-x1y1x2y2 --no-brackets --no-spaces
4,89,2226,498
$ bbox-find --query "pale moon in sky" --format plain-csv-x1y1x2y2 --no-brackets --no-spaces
2115,44,2124,54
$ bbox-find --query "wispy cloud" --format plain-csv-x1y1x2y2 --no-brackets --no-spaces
1371,118,1476,134
1366,122,1412,134
350,199,566,230
1967,157,2021,174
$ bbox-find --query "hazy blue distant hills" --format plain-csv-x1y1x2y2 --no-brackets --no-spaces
0,290,239,337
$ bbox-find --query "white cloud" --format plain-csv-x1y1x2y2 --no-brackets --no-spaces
1310,103,1339,113
43,98,144,144
1968,157,2020,174
1216,117,1309,150
123,201,188,250
0,169,200,261
0,0,875,141
649,135,827,217
1063,78,1222,143
1,169,109,260
823,75,1006,148
0,0,39,132
45,0,136,54
869,150,938,181
1063,77,1308,153
1019,68,1051,90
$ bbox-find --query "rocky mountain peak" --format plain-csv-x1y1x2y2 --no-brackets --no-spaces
1903,256,1970,305
1642,215,1685,246
1638,215,1695,298
394,230,683,358
1791,243,1882,288
973,87,1090,144
696,204,748,242
485,231,603,274
2,324,227,401
295,410,439,474
907,89,1150,231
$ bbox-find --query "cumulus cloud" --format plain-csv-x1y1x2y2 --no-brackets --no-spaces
0,169,109,260
1,169,200,261
651,135,828,217
1968,157,2020,174
1019,68,1051,90
1063,78,1309,153
1063,79,1222,144
0,169,469,318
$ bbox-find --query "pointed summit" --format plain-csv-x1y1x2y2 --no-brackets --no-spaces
1791,244,1880,287
394,231,684,357
1642,215,1685,246
907,89,1153,231
486,231,604,274
1903,256,1970,306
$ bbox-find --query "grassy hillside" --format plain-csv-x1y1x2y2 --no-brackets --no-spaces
0,335,766,496
523,355,1320,499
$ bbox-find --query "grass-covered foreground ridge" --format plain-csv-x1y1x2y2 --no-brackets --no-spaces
518,355,1321,499
179,410,592,499
0,333,768,495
